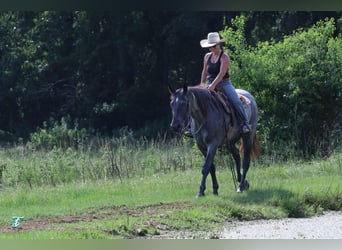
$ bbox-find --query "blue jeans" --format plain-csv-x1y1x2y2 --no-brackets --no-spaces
218,80,249,124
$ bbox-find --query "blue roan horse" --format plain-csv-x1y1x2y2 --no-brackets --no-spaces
169,84,260,197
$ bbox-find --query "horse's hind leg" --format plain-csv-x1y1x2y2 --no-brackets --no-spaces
238,136,253,192
228,143,242,183
210,163,219,195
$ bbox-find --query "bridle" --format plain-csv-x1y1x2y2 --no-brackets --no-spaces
183,91,206,136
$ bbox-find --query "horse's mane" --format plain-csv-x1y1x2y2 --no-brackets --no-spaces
188,87,224,117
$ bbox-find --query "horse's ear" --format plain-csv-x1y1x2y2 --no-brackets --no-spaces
168,84,175,95
183,83,188,94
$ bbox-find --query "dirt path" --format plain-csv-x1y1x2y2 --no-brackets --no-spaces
219,211,342,239
0,202,192,234
1,203,341,239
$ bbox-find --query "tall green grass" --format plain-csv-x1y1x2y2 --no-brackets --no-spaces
0,134,202,188
0,129,341,239
0,153,340,239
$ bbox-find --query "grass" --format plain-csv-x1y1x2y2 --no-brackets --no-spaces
0,129,341,239
0,149,341,239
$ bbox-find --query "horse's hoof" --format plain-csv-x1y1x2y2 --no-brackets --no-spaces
196,192,205,198
237,180,250,193
244,180,250,190
213,191,219,196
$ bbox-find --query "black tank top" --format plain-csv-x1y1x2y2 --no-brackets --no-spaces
207,51,229,84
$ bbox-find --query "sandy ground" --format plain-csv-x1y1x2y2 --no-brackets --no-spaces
219,211,342,239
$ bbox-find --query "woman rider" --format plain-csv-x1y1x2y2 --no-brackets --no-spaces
194,32,251,134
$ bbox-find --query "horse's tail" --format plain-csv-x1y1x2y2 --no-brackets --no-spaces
240,135,261,160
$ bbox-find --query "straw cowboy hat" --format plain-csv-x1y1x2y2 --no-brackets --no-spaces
200,32,226,48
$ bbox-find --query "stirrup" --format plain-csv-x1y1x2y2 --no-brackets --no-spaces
184,129,193,138
242,124,251,134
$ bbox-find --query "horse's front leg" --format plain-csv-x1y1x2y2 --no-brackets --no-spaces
210,163,219,196
197,143,218,198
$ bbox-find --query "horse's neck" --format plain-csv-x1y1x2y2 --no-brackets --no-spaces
189,90,234,134
188,92,205,122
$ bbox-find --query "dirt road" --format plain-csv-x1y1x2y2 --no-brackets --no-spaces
220,211,342,239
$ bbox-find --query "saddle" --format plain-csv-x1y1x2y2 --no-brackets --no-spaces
213,86,252,128
212,88,232,115
214,85,249,108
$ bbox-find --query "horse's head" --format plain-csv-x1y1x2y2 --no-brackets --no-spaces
169,84,190,132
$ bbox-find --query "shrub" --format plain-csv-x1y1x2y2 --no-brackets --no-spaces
27,117,87,150
221,16,342,157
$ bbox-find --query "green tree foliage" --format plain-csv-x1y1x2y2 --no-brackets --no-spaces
0,11,77,138
0,11,225,139
0,11,341,158
221,16,342,157
243,11,342,45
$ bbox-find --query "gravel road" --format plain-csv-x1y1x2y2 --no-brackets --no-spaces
220,211,342,239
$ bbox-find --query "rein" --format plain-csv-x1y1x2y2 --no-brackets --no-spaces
192,120,205,135
186,91,206,136
229,160,238,190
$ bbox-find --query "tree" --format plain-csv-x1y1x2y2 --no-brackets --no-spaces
221,16,342,157
0,10,341,152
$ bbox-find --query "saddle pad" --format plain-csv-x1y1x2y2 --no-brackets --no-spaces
238,94,251,105
238,93,252,121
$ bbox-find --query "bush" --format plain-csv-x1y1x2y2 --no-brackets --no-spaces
221,16,342,157
27,117,87,150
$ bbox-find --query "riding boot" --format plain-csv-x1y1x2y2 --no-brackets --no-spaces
236,111,251,134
